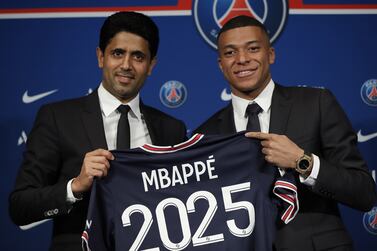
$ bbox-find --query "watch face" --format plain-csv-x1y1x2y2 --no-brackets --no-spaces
299,159,310,170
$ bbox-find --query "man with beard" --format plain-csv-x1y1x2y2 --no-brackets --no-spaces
9,11,187,250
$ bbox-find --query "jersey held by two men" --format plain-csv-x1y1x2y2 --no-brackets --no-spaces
82,132,298,251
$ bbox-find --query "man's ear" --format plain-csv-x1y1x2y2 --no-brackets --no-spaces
269,47,276,65
147,57,157,76
96,47,104,68
218,57,223,72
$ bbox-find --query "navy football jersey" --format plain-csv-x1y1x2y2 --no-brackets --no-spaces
82,132,298,251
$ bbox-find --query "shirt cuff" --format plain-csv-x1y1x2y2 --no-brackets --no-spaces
300,154,320,186
66,179,83,204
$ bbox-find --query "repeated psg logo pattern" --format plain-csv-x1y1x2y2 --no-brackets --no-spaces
360,79,377,107
193,0,288,49
363,206,377,235
159,80,188,108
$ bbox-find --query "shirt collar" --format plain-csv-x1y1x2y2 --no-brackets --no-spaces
97,83,142,120
231,79,275,118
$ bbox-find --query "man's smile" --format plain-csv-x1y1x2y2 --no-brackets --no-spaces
234,68,257,78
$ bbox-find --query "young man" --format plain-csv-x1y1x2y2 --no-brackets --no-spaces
194,15,376,251
9,11,187,250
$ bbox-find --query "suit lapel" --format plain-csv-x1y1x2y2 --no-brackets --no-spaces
269,84,293,135
140,102,160,144
218,103,237,134
81,91,108,150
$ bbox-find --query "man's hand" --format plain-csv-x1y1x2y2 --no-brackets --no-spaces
72,149,114,196
245,132,303,169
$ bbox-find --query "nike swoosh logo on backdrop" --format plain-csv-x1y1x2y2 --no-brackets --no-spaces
357,130,377,143
22,89,58,104
221,88,231,101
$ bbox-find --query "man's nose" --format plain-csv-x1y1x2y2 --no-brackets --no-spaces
236,50,250,64
120,55,131,70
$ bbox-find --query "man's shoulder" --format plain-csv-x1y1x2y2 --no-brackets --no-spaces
141,103,184,124
275,84,333,102
38,92,96,115
193,104,232,134
276,84,329,95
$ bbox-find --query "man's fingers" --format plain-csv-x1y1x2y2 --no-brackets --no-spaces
265,155,274,164
261,140,273,148
94,166,108,177
261,147,271,155
85,156,111,168
245,132,272,139
86,163,108,177
90,169,107,178
85,149,114,160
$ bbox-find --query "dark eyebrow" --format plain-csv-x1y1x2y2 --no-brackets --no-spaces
131,50,146,57
111,48,125,54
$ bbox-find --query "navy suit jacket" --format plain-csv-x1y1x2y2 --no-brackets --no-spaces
9,91,187,251
194,84,376,251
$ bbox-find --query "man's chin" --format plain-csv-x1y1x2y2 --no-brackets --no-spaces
117,79,133,86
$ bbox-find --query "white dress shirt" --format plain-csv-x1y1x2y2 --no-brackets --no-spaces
97,83,151,150
67,83,152,203
231,79,320,186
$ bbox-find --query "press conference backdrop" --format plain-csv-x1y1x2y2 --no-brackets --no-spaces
0,0,376,250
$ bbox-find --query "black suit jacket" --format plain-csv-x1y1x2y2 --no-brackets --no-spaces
9,91,187,251
194,84,376,251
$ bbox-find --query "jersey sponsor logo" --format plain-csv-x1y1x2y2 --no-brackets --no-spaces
363,206,377,235
221,88,231,101
193,0,288,49
360,79,377,106
357,130,377,143
22,89,58,104
159,80,187,108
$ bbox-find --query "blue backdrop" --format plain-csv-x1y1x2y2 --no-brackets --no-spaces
1,0,376,250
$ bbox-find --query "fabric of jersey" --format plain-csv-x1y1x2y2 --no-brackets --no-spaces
82,132,297,251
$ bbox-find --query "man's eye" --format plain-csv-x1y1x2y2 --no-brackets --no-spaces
112,50,124,57
248,46,260,52
224,50,235,56
133,53,145,61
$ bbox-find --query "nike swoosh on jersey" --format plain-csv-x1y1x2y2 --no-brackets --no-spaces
22,89,58,104
357,130,377,143
221,88,231,101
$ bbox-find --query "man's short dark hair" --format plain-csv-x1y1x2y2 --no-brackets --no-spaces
217,15,270,43
99,11,159,59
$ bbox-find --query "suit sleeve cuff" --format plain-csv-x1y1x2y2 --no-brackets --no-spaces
66,179,83,204
299,154,320,186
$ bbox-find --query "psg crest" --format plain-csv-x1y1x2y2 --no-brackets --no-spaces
193,0,288,49
159,80,188,108
360,79,377,106
363,206,377,235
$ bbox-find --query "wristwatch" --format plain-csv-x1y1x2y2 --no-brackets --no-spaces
295,152,313,177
